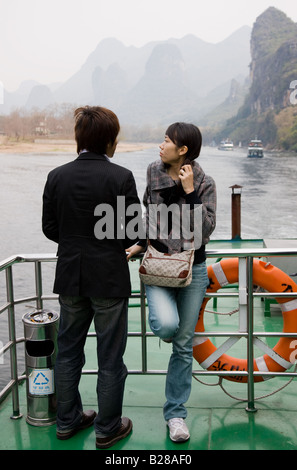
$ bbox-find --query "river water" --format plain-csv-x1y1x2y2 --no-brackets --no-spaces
1,145,297,260
0,145,296,387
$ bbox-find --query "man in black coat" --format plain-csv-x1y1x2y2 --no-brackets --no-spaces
42,106,142,449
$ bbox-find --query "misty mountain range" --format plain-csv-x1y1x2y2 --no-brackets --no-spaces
1,26,252,126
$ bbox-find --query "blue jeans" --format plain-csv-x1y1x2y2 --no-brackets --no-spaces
55,295,128,437
145,262,209,421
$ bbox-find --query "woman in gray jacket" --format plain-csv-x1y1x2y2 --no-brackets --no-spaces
127,122,216,443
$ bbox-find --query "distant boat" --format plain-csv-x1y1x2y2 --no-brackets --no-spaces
218,139,234,151
248,139,264,158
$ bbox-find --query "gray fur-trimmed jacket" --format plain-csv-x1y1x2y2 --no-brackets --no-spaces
141,159,216,254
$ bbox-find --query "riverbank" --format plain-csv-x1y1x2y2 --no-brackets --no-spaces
0,137,156,154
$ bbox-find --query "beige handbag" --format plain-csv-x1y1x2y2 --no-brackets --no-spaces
139,243,195,288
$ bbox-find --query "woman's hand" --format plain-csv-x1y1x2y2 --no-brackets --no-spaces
126,244,145,261
179,165,194,194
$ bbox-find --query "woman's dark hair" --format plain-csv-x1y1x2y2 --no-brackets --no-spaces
74,106,120,155
166,122,202,164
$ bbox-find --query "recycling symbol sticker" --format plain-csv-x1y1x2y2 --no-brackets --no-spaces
29,369,54,395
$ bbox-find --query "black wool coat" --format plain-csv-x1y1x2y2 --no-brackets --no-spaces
42,152,142,298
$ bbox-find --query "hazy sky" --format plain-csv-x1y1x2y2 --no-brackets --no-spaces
0,0,296,92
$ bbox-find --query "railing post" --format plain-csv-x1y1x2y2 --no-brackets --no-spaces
238,257,247,333
35,261,43,310
6,266,22,420
246,256,257,413
140,276,148,373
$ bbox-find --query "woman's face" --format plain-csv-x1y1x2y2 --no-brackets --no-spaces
159,135,186,167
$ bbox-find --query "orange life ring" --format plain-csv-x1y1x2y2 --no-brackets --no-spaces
193,258,297,383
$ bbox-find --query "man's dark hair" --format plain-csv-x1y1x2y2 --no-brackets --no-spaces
74,106,120,155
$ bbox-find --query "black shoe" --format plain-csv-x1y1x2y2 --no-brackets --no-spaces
96,417,133,449
56,410,97,440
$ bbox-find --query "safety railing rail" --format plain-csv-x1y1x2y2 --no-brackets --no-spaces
1,247,297,419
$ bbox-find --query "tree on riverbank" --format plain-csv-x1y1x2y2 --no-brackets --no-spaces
0,104,75,140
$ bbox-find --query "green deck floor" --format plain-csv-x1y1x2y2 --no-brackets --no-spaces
1,239,297,451
1,371,297,450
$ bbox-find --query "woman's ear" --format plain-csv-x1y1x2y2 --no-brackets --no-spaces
179,145,188,156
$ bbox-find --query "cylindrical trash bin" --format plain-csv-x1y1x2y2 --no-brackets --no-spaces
22,309,59,426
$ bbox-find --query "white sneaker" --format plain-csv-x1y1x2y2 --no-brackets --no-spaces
167,418,190,442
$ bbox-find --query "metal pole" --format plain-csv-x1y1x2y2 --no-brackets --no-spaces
35,260,43,310
6,266,22,420
246,256,257,413
140,269,148,373
230,185,242,240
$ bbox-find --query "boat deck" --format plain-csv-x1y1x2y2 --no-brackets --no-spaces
1,239,297,451
1,361,297,451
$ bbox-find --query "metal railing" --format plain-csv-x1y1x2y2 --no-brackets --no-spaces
1,247,297,419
